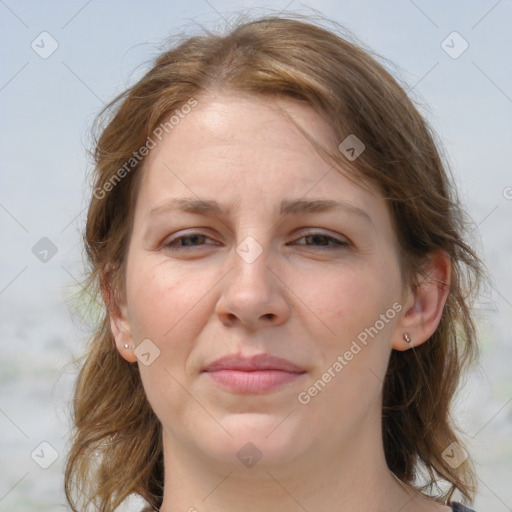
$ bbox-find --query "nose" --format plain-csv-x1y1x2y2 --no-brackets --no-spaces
215,243,290,331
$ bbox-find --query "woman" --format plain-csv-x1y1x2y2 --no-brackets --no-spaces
65,14,483,512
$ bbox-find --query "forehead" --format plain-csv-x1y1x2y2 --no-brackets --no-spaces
147,92,339,164
135,92,382,220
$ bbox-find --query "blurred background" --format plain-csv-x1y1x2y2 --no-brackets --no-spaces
0,1,510,510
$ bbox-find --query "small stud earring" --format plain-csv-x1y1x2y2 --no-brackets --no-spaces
403,333,412,344
123,344,131,350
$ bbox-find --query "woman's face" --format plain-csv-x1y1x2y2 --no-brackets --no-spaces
116,93,406,473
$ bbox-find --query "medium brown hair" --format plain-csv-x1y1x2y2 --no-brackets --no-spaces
65,13,484,511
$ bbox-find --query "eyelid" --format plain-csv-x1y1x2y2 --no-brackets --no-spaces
163,229,350,251
163,230,218,249
290,231,350,248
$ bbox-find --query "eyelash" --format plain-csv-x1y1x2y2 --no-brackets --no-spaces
163,232,349,251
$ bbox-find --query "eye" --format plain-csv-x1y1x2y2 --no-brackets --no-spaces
163,231,349,252
291,232,349,249
164,233,217,250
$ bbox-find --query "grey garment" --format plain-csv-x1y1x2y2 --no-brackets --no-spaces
451,503,476,512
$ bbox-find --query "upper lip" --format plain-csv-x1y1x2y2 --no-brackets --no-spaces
202,353,306,373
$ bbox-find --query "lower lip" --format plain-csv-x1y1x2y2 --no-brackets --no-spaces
204,369,305,393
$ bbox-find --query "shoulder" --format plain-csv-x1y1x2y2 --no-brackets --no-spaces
450,502,477,512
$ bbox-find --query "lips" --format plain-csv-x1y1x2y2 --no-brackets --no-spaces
202,353,305,373
202,353,306,393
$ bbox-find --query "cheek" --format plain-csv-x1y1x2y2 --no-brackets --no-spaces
310,260,401,347
124,260,207,420
126,268,175,340
297,265,400,426
125,256,204,343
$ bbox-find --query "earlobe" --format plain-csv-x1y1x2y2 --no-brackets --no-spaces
392,249,451,352
108,308,138,363
101,278,137,363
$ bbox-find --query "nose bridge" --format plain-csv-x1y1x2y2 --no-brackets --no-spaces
215,231,289,328
230,233,273,298
229,205,273,278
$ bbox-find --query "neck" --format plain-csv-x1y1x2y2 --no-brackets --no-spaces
157,408,421,512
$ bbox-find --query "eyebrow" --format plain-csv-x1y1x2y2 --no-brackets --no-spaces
148,197,373,225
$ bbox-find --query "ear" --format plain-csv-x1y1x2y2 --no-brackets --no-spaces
101,268,137,363
392,249,451,351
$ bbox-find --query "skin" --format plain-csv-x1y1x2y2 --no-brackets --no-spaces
109,92,452,512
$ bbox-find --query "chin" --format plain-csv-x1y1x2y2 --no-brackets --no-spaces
197,413,309,469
